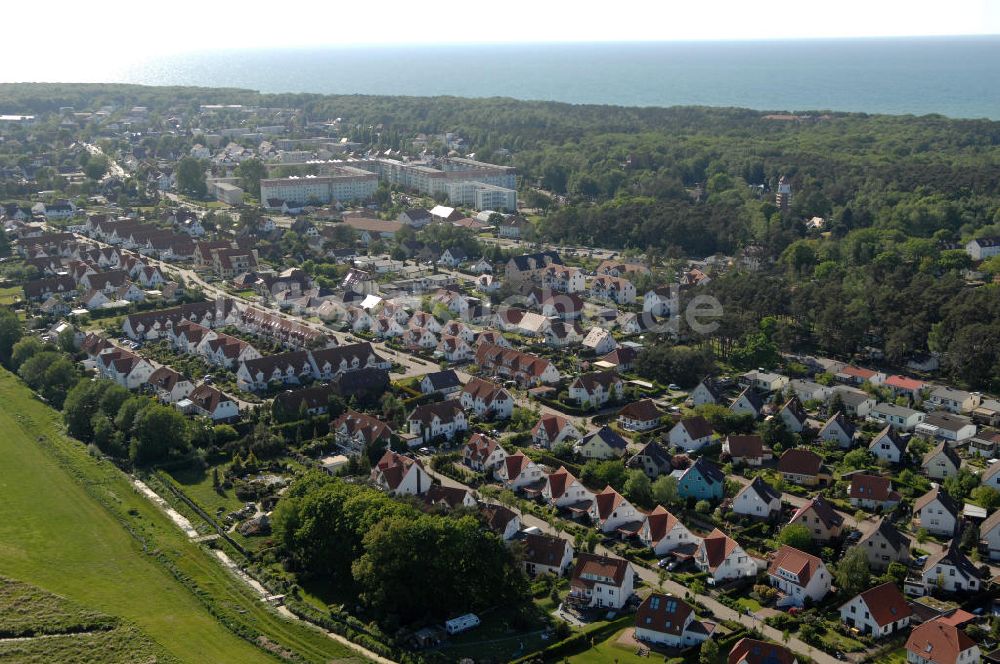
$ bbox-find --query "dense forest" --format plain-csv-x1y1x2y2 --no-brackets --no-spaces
3,83,1000,385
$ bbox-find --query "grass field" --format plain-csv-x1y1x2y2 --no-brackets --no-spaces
566,628,657,664
0,285,21,306
0,576,176,663
0,369,362,664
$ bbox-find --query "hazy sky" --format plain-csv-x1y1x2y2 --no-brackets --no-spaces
3,0,1000,57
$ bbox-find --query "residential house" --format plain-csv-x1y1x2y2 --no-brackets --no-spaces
634,594,714,649
921,544,982,594
423,485,477,511
836,365,887,386
677,458,725,501
643,286,674,317
568,371,625,408
978,510,1000,561
839,582,912,638
599,346,639,373
695,528,758,583
370,451,431,496
741,370,790,393
460,377,514,420
778,397,809,433
915,412,977,444
817,412,856,448
574,427,629,460
590,275,636,305
905,618,980,664
236,352,315,391
788,495,845,542
582,327,617,355
590,486,643,535
983,462,1000,492
639,506,697,556
869,426,908,465
831,386,877,418
96,348,154,389
922,442,961,480
859,517,910,570
667,416,716,452
567,553,634,610
723,434,766,467
728,638,798,664
147,366,194,404
777,449,831,487
732,477,782,521
419,369,462,396
929,387,982,414
521,533,574,577
184,384,240,422
627,441,674,480
885,375,926,402
463,433,508,473
767,545,831,607
618,399,662,432
871,403,926,431
331,411,392,453
914,487,960,537
407,400,468,442
789,379,832,403
475,343,561,386
481,504,521,541
531,414,580,449
965,236,1000,260
690,378,725,407
730,388,765,419
849,474,901,511
543,466,595,512
496,451,545,494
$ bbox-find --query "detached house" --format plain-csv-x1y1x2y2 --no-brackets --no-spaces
859,517,911,570
463,433,507,473
667,416,716,452
496,451,545,494
695,528,758,583
729,639,798,664
677,458,725,501
777,449,831,487
849,473,901,511
419,369,462,396
574,426,628,460
979,510,1000,561
521,533,574,577
639,506,696,556
723,434,766,467
460,377,514,420
543,466,595,511
184,384,240,422
590,486,643,535
634,594,714,649
481,504,521,541
730,388,765,419
839,582,912,638
767,545,830,607
96,349,154,389
582,327,617,355
627,441,674,479
617,399,662,432
869,426,908,465
331,411,392,453
531,414,580,449
690,379,724,407
567,553,634,610
568,371,624,408
370,451,431,497
788,495,844,542
905,618,980,664
732,477,782,521
817,411,856,448
407,400,468,442
778,397,809,433
921,544,982,594
871,403,926,431
914,487,960,537
929,387,982,415
922,442,961,480
147,366,194,404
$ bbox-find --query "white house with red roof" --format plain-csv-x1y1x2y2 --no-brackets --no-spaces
695,528,758,583
542,466,595,511
370,451,431,496
905,617,980,664
567,553,635,610
462,433,508,473
495,451,545,493
639,506,697,556
767,545,831,607
531,413,580,448
590,486,643,535
460,377,514,420
634,594,714,649
848,473,901,511
839,582,912,638
96,348,154,389
886,375,926,401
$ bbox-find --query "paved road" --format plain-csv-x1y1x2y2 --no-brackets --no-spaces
422,464,842,664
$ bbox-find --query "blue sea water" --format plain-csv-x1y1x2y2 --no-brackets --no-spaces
10,37,1000,119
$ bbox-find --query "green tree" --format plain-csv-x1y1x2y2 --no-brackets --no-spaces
699,637,720,664
971,486,1000,511
176,157,207,197
652,475,680,506
83,154,108,180
835,546,871,597
0,307,23,366
624,469,653,507
10,336,47,370
130,402,191,465
777,524,812,550
235,158,265,198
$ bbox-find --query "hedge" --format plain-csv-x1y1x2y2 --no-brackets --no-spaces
510,615,634,663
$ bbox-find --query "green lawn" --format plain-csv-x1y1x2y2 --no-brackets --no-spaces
883,647,908,664
567,628,658,664
0,369,362,664
0,285,21,306
735,597,762,613
162,463,245,519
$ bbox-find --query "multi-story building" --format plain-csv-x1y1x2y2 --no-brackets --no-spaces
260,166,378,206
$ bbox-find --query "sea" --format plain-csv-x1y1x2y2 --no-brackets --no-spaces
7,37,1000,119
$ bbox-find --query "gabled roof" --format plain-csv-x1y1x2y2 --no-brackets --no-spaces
643,505,684,545
789,495,844,530
521,533,570,568
684,458,725,486
732,387,765,412
923,441,961,471
777,449,823,476
819,411,855,439
869,425,907,455
570,552,629,589
849,473,900,503
635,593,695,637
546,466,581,501
423,485,472,510
859,516,909,555
914,486,959,517
532,413,573,441
740,476,782,504
619,399,662,423
676,415,714,440
481,503,518,533
408,400,464,426
594,486,629,521
628,441,673,471
846,582,912,628
981,508,1000,537
726,434,764,459
580,426,628,452
373,451,422,491
905,618,977,664
767,545,824,588
923,543,982,581
780,396,808,426
421,369,461,391
699,528,740,571
728,637,796,664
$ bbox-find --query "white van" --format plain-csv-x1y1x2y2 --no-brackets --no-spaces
444,613,480,635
